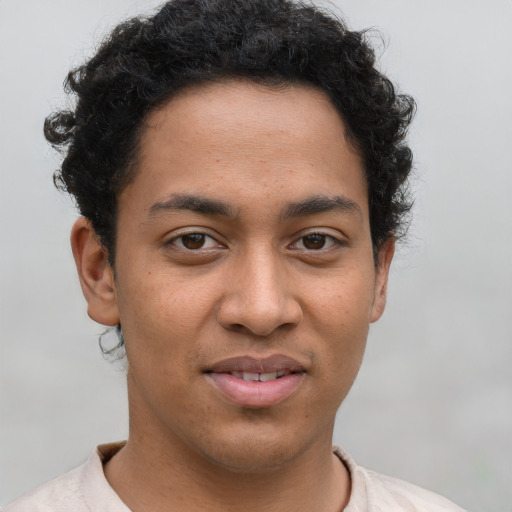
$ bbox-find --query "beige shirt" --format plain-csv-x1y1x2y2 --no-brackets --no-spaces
4,443,467,512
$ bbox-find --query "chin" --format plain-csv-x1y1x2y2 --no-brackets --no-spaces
202,443,299,472
193,419,320,472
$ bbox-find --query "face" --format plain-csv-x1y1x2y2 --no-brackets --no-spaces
75,81,393,471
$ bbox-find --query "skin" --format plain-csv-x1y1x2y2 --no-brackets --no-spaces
71,80,394,512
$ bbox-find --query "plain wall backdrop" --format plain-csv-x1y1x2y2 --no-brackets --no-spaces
1,1,511,510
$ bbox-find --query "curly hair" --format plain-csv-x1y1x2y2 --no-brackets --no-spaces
45,0,415,265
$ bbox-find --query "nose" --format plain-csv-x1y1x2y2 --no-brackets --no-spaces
217,247,303,337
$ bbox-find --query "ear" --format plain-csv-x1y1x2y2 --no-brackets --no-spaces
70,217,120,326
370,237,395,323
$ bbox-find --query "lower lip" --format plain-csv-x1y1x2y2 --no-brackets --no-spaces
206,373,304,408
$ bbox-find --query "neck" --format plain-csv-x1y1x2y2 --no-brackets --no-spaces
104,374,351,512
104,426,350,512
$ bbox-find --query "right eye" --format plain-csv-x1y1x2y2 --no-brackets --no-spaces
169,233,221,251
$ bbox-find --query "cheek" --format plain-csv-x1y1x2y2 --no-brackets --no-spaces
305,272,374,388
117,265,217,334
307,269,376,335
114,267,224,394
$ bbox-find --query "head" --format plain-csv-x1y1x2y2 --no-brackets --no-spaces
47,0,415,472
45,0,414,267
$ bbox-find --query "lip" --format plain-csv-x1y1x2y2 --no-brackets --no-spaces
207,354,306,374
205,354,306,408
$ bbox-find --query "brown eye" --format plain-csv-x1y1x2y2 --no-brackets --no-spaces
169,232,222,251
181,233,206,249
302,233,327,250
291,232,341,252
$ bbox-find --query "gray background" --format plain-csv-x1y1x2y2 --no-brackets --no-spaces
1,1,511,510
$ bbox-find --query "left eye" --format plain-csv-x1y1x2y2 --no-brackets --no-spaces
170,233,220,250
292,233,339,250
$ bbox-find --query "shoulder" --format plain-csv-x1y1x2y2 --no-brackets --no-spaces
363,468,468,512
334,447,468,512
3,465,86,512
3,443,128,512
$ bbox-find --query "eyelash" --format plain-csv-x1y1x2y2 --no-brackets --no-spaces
168,232,223,251
167,231,342,252
290,232,341,251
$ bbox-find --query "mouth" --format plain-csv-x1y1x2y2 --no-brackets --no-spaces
205,355,306,408
228,370,294,382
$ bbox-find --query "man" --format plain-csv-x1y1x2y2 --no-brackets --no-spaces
6,0,467,510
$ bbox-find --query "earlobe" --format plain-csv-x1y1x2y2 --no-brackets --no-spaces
70,217,120,326
370,238,395,323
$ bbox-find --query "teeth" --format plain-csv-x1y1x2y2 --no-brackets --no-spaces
242,372,260,381
259,371,278,381
230,371,290,381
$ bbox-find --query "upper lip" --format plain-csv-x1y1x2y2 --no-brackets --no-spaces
206,354,306,374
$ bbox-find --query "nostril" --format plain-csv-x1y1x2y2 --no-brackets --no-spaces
217,290,303,337
226,323,253,335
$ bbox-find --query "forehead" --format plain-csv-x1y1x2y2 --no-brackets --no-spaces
141,80,350,158
124,80,368,219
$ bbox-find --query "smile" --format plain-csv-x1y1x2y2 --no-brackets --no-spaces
205,355,306,408
230,370,291,381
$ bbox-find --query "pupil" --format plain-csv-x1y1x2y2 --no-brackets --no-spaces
303,234,325,249
183,234,205,249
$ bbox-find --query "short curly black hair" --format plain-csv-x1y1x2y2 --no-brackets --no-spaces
45,0,415,265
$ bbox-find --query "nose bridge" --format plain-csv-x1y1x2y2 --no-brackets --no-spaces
244,244,283,306
218,242,302,336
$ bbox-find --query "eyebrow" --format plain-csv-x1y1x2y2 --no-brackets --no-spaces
280,195,362,221
148,194,237,218
147,193,361,222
